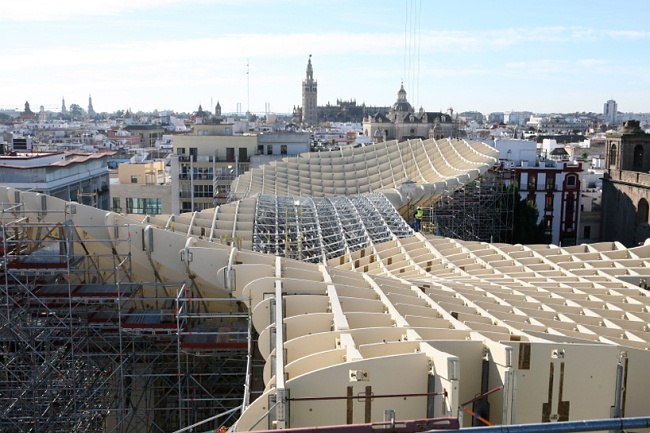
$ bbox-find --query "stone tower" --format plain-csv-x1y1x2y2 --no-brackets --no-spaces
301,55,317,126
88,95,95,118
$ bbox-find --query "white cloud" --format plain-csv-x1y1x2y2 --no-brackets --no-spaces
1,0,192,21
607,30,650,39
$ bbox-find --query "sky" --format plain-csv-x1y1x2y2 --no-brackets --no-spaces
2,0,650,116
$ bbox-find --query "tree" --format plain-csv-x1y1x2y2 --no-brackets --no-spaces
511,191,550,244
69,104,85,120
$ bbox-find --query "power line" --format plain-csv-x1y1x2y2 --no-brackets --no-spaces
403,0,422,107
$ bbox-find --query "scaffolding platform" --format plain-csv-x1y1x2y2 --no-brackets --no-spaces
427,165,516,242
181,325,249,351
121,309,178,332
33,282,142,299
0,205,253,433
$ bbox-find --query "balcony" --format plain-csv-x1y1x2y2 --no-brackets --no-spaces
608,169,650,187
214,173,237,181
179,173,213,181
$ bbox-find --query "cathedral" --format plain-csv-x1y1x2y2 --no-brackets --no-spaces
602,120,650,246
362,83,456,142
295,57,456,139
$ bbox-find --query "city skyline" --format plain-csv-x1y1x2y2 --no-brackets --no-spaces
3,0,650,115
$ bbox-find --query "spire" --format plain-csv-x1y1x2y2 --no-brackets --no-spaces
397,81,407,103
301,54,317,126
306,54,313,80
391,81,412,113
88,94,95,117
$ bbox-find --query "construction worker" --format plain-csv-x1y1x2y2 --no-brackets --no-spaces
414,206,423,232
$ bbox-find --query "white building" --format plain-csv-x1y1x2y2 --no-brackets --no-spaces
494,138,583,245
362,84,455,142
0,151,111,209
604,99,618,125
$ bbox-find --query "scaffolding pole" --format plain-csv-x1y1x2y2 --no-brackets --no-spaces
427,166,516,243
0,201,254,433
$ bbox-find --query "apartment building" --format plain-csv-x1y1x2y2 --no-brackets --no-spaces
0,150,111,209
494,139,583,246
110,160,173,214
170,124,311,213
171,134,257,213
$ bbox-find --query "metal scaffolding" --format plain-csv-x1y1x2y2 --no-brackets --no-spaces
426,166,516,243
0,201,254,432
251,193,413,263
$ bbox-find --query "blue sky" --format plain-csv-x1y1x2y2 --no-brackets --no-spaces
2,0,650,116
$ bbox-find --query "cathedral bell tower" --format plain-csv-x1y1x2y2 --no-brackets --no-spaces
301,55,318,126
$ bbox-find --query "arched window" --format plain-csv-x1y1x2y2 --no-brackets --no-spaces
565,174,577,189
638,198,649,224
609,143,617,167
633,144,644,171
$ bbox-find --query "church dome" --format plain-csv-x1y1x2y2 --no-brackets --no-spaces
392,83,412,112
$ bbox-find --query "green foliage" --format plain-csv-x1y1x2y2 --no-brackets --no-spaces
69,104,85,120
511,188,550,244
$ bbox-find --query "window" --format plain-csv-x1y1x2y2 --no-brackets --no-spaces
638,199,649,224
125,198,162,215
527,174,537,191
130,175,138,184
281,145,287,155
564,193,576,231
566,175,576,188
226,147,235,162
177,147,186,155
239,147,248,162
565,194,574,215
633,144,644,171
193,184,213,198
609,143,617,166
145,172,157,185
267,145,273,155
112,197,121,213
543,217,552,235
583,225,591,239
195,167,212,180
180,167,189,180
545,195,553,210
545,174,555,191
